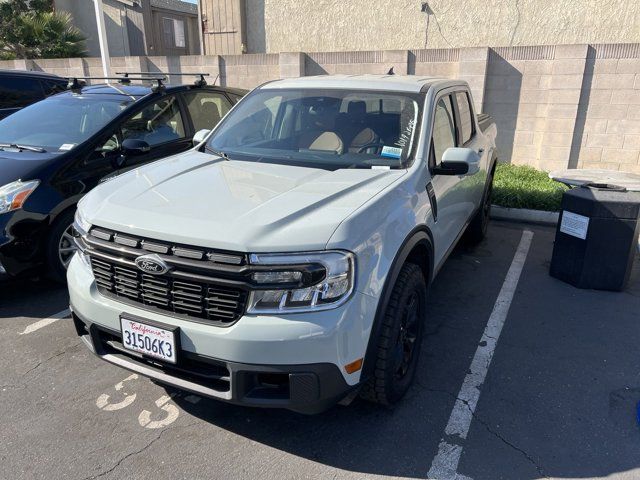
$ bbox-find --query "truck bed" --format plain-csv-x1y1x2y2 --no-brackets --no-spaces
477,113,494,133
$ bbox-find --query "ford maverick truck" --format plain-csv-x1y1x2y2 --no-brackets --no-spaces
68,75,497,414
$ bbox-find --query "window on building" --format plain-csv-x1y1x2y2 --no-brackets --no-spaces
163,17,186,48
455,91,475,145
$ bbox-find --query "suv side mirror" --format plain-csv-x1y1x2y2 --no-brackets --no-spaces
433,147,480,176
193,129,211,146
122,139,151,156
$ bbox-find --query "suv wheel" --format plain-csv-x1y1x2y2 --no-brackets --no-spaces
465,164,495,244
45,210,78,283
360,262,427,406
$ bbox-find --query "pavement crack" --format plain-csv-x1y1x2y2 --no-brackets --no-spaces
422,387,548,478
83,422,199,480
20,344,78,377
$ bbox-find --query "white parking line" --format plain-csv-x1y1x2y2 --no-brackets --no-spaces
428,230,534,480
19,308,71,335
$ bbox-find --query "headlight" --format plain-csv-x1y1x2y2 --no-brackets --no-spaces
0,180,40,214
247,251,355,314
73,207,91,237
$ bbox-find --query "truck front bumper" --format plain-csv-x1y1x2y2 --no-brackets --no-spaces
68,254,378,414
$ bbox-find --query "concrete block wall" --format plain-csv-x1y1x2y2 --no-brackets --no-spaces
2,43,640,173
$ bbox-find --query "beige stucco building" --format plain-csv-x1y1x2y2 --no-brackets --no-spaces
201,0,640,55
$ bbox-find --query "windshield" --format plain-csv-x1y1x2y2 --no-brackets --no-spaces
0,94,134,152
207,88,422,169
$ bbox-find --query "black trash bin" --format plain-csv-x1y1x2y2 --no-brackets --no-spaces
549,184,640,291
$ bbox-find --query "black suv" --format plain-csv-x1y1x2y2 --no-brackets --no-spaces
0,75,246,282
0,70,68,120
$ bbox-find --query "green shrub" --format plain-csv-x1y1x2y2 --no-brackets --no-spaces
492,163,568,212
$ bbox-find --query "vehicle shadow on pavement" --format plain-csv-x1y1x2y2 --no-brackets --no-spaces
172,223,640,480
0,277,68,322
169,224,529,479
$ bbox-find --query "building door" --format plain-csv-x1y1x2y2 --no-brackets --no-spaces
155,12,189,56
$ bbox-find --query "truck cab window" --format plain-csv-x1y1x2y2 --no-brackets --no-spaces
431,96,457,167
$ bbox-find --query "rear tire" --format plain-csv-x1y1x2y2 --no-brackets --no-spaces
45,209,77,284
360,262,427,406
465,163,495,244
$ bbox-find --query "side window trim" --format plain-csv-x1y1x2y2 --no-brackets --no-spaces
174,92,194,136
453,90,476,147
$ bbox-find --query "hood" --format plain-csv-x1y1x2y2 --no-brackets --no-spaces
81,151,405,252
0,150,61,186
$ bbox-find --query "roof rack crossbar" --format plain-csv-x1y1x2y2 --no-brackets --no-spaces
65,75,167,91
115,71,211,77
115,72,211,87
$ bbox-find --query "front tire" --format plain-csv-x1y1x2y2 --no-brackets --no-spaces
45,210,78,283
360,262,427,406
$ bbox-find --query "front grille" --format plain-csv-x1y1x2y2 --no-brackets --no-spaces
86,229,249,325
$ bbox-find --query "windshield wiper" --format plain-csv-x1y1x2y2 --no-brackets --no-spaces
207,148,230,161
204,145,231,161
0,143,46,153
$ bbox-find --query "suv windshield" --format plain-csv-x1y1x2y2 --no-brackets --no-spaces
0,94,134,152
207,88,423,169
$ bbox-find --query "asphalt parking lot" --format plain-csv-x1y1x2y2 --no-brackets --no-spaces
1,220,639,480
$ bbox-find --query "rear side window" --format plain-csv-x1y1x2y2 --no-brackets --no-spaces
0,76,43,109
182,90,232,132
455,91,474,145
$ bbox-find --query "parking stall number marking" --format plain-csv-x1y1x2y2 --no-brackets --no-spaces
96,374,139,411
138,394,180,429
95,375,201,429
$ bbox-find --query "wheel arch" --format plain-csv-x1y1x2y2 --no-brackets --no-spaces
360,226,435,382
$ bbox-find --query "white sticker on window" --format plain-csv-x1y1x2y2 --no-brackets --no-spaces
381,146,402,159
560,211,589,240
59,144,76,151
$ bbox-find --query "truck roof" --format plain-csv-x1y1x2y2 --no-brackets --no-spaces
261,74,466,93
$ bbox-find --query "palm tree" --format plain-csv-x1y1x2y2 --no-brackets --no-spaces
0,2,86,59
22,11,87,58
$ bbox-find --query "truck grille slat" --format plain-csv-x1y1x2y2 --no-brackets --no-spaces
87,229,248,325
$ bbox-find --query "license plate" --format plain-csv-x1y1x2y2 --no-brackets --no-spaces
120,316,178,364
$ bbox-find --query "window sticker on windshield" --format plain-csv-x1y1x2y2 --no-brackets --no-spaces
381,146,402,159
59,144,76,151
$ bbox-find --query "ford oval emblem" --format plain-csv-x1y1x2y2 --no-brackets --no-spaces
135,254,169,275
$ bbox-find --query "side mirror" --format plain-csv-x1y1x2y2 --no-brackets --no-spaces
433,147,480,176
122,139,151,156
193,129,211,146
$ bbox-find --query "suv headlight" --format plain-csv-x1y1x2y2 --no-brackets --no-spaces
247,251,355,313
0,180,40,214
